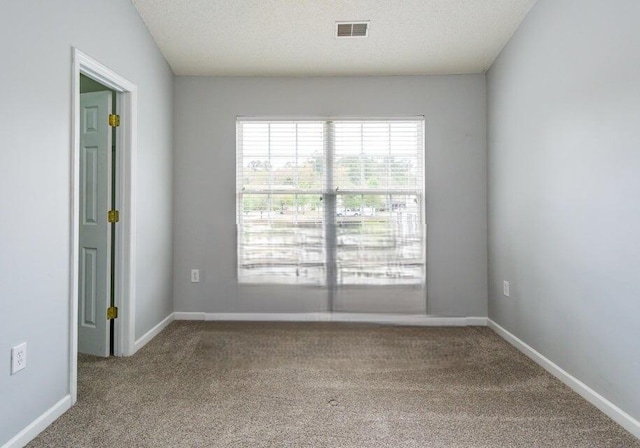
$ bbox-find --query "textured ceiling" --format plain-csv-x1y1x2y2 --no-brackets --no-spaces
131,0,537,76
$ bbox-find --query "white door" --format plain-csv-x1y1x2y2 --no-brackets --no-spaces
78,91,113,357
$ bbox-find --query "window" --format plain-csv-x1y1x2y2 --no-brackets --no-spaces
237,119,425,286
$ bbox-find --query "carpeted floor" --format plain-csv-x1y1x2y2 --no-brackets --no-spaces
29,322,639,447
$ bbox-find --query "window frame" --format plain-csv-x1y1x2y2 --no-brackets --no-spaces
236,117,426,287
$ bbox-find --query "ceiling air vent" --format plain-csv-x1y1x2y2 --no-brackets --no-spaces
335,21,369,38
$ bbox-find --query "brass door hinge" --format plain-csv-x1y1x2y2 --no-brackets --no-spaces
108,210,119,223
107,306,118,320
108,114,120,127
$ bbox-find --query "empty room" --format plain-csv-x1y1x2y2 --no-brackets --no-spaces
1,0,639,446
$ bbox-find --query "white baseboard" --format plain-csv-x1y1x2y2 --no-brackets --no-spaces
133,313,175,354
175,311,487,327
465,316,488,326
488,319,640,440
1,395,71,448
174,312,206,321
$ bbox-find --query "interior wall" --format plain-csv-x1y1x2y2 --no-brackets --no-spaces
80,74,116,112
173,75,487,317
80,73,114,94
0,1,173,445
488,0,640,422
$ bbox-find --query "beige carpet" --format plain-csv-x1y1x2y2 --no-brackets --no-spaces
29,322,639,447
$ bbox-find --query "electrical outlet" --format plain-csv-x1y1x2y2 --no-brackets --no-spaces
11,342,27,375
191,269,200,283
503,281,510,297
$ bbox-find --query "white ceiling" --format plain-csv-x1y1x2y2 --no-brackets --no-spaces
131,0,537,76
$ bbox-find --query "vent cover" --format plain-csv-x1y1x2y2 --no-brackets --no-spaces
335,21,369,38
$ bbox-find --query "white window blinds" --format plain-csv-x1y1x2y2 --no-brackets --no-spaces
237,119,425,286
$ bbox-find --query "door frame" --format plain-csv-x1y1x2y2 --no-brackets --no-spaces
70,48,138,404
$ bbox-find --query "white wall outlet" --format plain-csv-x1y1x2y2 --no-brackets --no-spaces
11,342,27,375
191,269,200,283
503,280,510,297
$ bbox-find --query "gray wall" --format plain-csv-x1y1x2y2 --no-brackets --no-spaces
488,0,640,422
0,1,173,444
80,73,114,94
174,75,487,317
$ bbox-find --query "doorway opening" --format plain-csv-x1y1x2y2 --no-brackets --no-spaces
78,74,117,357
70,48,138,405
